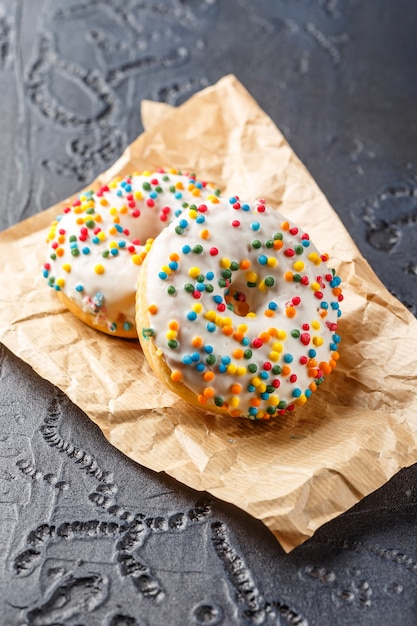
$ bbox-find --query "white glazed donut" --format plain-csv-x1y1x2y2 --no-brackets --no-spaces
43,169,220,338
137,195,342,419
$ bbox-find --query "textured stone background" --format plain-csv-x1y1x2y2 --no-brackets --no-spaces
1,1,417,624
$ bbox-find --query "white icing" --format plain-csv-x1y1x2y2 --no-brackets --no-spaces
142,196,342,419
43,171,219,334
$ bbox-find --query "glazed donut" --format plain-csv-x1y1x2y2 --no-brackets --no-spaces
43,169,220,338
137,196,342,419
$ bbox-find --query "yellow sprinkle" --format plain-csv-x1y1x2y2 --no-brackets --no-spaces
220,258,231,269
134,191,143,200
109,241,118,249
192,303,203,314
110,207,117,215
56,277,65,288
251,376,261,387
295,394,308,406
245,270,257,283
293,260,305,271
313,336,324,347
311,320,320,330
94,264,105,274
268,395,280,407
269,351,280,362
188,266,201,278
166,330,177,340
246,312,257,318
204,310,216,321
189,209,198,219
311,281,321,292
131,255,143,265
226,363,237,375
272,342,283,352
277,329,287,340
161,265,171,275
238,324,248,333
236,367,247,376
61,263,71,273
229,396,240,409
98,232,106,241
258,281,267,292
267,257,277,268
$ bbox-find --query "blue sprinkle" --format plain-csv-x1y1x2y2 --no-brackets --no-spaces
249,406,258,415
179,219,188,229
213,295,223,304
241,337,250,346
229,197,237,204
169,261,179,271
204,345,214,353
182,355,193,365
261,392,270,400
110,248,119,256
207,322,216,332
182,244,191,254
196,283,205,292
292,388,302,398
70,242,78,249
187,311,197,321
305,389,312,398
158,271,168,280
195,363,205,372
260,371,269,380
247,385,256,393
118,241,126,248
149,191,158,199
42,269,49,278
75,284,84,292
332,334,341,343
331,302,339,310
308,349,317,358
302,240,310,247
268,301,278,310
191,352,200,362
284,354,294,363
175,192,183,200
219,364,227,373
82,247,90,255
54,285,61,291
221,356,231,365
337,310,342,317
116,190,123,197
206,271,214,281
320,302,329,309
251,221,260,231
196,215,205,224
115,224,123,233
175,209,182,217
330,343,338,351
258,255,267,265
124,184,132,192
241,204,250,211
92,237,100,244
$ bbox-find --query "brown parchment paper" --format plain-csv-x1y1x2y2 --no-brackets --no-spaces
1,75,417,552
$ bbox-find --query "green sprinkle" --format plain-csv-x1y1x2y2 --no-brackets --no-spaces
248,363,257,373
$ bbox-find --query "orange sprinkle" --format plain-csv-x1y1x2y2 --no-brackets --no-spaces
230,409,241,418
148,304,158,315
259,331,270,343
239,259,251,270
281,365,291,377
308,368,318,378
192,336,203,348
230,383,242,395
56,247,65,257
281,221,290,231
170,370,182,382
197,394,207,405
320,362,332,375
285,306,296,318
200,228,210,239
203,371,215,382
332,351,340,361
222,325,233,336
168,320,179,330
264,309,274,318
250,397,261,407
203,387,215,399
309,382,317,392
284,271,293,282
233,332,244,342
232,348,244,359
273,239,283,250
169,252,180,262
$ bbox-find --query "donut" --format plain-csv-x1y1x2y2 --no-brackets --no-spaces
43,169,220,338
137,195,342,419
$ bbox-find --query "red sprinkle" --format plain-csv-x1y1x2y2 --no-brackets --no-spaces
231,220,240,228
289,374,297,383
209,247,219,256
292,296,301,306
299,355,308,364
284,248,295,257
252,338,263,349
193,290,201,299
289,227,298,235
263,362,272,370
300,333,311,345
198,204,207,212
146,199,155,208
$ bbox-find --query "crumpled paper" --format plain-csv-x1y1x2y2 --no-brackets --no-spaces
1,75,417,552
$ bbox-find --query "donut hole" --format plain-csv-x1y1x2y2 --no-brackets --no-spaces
224,284,253,317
